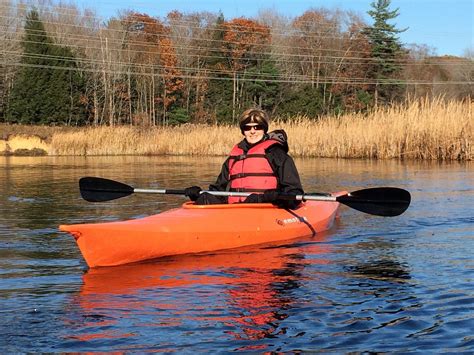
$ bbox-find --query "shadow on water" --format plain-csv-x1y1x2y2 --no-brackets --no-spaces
345,259,411,283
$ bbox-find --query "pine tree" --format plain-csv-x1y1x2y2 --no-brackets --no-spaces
203,12,234,123
364,0,407,104
243,60,280,111
7,10,51,123
46,44,86,125
6,10,85,125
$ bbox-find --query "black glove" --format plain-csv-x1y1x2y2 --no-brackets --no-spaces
262,190,279,203
244,190,280,204
243,193,264,203
184,186,202,201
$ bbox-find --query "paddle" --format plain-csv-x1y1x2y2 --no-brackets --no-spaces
79,177,410,217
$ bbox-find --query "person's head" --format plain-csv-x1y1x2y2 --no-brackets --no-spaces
239,108,269,144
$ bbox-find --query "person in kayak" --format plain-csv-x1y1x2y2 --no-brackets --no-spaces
185,108,304,209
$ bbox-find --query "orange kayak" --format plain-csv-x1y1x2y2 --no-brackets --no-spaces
60,194,344,268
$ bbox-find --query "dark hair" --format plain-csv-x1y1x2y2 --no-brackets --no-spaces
239,108,269,134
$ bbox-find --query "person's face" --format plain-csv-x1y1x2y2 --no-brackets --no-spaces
243,123,265,144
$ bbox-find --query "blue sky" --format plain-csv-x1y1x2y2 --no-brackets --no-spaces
79,0,473,56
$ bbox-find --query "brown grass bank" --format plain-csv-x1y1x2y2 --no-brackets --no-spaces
0,124,75,155
3,98,472,160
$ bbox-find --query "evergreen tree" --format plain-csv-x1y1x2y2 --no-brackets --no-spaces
7,10,85,125
242,60,280,111
46,44,86,125
277,85,325,118
203,12,234,123
364,0,407,104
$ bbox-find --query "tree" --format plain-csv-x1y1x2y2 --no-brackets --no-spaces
0,0,27,122
330,17,373,112
364,0,407,104
221,17,271,121
202,12,235,123
242,60,280,111
123,13,184,125
6,9,85,125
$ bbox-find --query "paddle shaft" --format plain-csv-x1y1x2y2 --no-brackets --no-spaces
134,188,407,206
133,188,335,202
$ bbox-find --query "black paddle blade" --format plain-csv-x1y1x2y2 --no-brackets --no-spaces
337,187,411,217
79,177,134,202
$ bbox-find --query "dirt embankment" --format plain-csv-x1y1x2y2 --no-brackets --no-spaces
0,134,50,156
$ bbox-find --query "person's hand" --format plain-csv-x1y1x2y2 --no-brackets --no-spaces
243,193,263,203
262,190,279,203
244,191,280,204
184,186,202,201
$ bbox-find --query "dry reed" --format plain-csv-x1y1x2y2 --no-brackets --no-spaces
48,98,472,160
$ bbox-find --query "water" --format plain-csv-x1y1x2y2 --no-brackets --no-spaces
1,156,473,352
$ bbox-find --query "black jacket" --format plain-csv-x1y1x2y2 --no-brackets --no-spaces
208,130,304,209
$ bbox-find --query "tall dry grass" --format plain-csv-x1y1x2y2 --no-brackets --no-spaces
50,98,472,160
286,97,472,160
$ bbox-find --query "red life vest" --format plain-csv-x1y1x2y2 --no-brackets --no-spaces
227,139,280,203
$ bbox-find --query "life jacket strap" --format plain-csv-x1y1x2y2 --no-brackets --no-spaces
229,153,267,162
229,188,267,193
229,172,276,180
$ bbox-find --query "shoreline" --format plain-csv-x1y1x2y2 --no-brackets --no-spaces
1,126,471,161
1,99,472,161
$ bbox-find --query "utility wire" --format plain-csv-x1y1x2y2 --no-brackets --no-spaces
1,2,466,38
0,10,468,59
4,57,471,86
2,27,470,68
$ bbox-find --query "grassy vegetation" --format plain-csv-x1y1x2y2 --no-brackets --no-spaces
2,98,472,160
286,97,472,160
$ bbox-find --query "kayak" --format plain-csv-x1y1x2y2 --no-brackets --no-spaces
59,193,345,268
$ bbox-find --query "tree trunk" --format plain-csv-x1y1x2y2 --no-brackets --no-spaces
232,71,237,122
375,84,379,109
151,74,155,126
128,69,132,125
162,77,167,125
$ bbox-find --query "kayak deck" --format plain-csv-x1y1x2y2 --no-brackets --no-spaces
60,194,344,268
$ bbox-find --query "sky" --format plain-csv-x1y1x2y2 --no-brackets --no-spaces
78,0,473,57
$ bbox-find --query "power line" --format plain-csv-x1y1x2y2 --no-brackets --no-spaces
1,2,467,38
3,57,471,86
1,2,471,90
3,46,472,85
1,26,470,68
0,8,468,59
0,13,385,58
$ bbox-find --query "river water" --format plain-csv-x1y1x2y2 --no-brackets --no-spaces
1,156,473,352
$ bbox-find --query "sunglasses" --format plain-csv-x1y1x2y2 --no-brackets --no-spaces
243,124,264,131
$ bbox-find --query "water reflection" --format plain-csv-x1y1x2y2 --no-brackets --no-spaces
65,240,330,349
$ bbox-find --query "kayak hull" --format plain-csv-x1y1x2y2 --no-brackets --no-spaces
60,194,344,268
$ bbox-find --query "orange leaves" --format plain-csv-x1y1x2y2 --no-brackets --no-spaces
158,36,184,108
222,18,271,71
122,13,184,109
123,13,167,64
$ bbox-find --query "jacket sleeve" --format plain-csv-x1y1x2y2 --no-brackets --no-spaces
267,145,304,209
208,157,230,191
